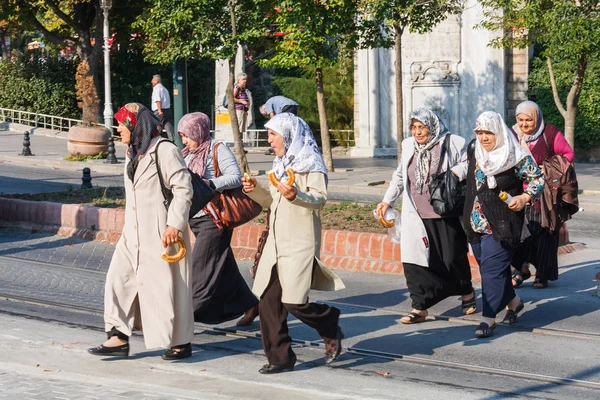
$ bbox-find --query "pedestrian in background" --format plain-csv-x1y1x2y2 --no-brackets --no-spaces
242,113,345,374
464,111,544,338
151,74,175,141
260,95,299,118
88,103,194,359
178,112,259,327
234,72,250,137
260,95,299,155
510,101,575,289
377,108,476,324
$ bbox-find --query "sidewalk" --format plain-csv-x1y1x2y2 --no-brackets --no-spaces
2,126,599,208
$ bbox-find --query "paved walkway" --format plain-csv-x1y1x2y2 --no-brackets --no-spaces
0,227,600,399
2,127,599,205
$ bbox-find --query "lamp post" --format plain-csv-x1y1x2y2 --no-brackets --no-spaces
101,0,118,163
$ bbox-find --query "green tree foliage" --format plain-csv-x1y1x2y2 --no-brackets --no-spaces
0,54,78,118
262,0,359,171
479,0,600,151
135,0,273,172
529,56,600,149
271,64,354,145
359,0,463,158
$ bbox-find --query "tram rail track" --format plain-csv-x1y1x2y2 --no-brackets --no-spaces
1,291,600,392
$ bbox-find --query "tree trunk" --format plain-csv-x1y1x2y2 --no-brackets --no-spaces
547,55,586,151
564,108,577,152
226,58,250,173
394,25,404,160
226,0,249,173
315,67,334,172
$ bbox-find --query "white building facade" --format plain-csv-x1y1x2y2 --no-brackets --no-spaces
352,2,528,157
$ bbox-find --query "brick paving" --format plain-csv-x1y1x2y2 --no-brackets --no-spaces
0,229,114,272
0,256,105,310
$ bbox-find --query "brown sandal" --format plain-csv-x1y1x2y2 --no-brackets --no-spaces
400,312,427,324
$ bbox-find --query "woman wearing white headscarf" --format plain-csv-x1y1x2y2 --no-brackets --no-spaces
511,101,575,289
377,108,475,324
242,113,345,374
464,111,544,338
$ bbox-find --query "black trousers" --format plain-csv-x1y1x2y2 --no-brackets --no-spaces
154,108,175,141
258,267,340,365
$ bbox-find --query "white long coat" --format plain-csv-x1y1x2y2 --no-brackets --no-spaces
103,137,194,349
382,134,468,268
244,172,345,304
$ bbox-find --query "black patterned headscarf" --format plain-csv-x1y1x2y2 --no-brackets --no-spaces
114,103,161,181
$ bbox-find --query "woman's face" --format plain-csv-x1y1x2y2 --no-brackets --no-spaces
516,114,536,135
410,119,429,144
179,133,199,151
117,124,131,144
475,130,497,152
267,129,285,157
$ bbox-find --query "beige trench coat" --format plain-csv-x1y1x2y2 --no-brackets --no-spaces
245,172,345,304
104,137,194,349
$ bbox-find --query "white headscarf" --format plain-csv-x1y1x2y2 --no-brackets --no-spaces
410,108,449,193
474,111,530,189
264,112,328,184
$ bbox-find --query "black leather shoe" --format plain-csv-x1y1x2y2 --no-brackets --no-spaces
162,343,192,361
88,343,129,357
258,356,296,374
324,327,344,366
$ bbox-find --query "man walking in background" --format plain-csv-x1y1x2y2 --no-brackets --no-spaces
260,96,299,119
259,95,300,154
151,74,175,141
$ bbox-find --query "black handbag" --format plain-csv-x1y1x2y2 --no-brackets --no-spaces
155,140,216,219
428,134,466,217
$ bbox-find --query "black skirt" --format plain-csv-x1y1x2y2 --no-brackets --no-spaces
189,215,258,324
403,218,473,310
512,205,559,281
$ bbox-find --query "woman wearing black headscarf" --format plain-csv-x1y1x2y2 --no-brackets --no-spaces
88,103,195,360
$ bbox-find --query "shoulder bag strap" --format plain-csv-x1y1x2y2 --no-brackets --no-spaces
212,142,222,178
436,134,451,174
541,130,554,157
154,140,174,202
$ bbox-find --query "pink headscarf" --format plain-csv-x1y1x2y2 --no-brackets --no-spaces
178,112,212,177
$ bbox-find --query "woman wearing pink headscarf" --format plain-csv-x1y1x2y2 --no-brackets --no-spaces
511,101,575,289
178,112,259,327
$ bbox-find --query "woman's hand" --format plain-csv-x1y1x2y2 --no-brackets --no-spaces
242,180,255,193
508,194,531,211
277,182,297,201
376,202,390,217
162,226,181,248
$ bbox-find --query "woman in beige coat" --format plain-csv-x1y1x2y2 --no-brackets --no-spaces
242,113,345,374
88,103,194,360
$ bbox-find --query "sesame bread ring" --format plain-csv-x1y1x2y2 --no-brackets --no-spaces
267,168,295,187
378,208,395,228
243,172,257,186
161,237,187,263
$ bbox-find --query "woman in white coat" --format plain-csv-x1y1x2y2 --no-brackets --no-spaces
377,108,476,324
242,113,345,374
88,103,194,360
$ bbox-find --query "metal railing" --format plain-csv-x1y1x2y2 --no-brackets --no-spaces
0,108,118,132
0,107,355,147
